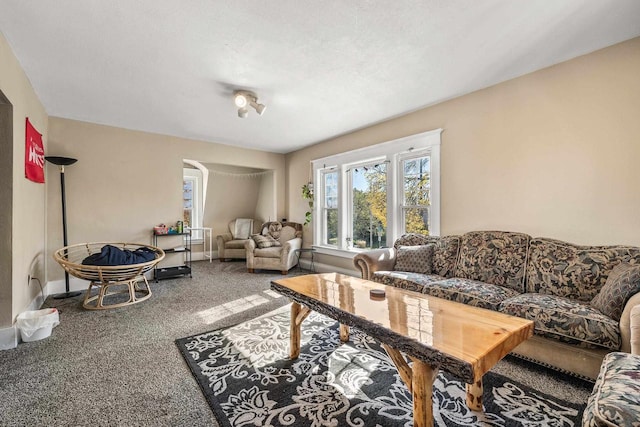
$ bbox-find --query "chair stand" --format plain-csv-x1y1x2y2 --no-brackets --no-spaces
83,276,152,310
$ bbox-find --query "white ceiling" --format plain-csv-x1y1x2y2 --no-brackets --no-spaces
1,1,639,154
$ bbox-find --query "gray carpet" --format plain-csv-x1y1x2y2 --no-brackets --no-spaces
0,261,294,427
0,261,592,426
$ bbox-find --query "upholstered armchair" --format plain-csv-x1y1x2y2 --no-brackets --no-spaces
245,221,303,274
216,218,258,261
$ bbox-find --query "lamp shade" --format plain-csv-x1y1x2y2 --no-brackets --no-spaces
45,156,77,166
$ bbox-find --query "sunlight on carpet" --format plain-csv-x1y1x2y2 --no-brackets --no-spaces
196,291,283,324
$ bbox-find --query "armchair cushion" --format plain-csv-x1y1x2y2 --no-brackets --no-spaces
252,234,282,249
254,247,282,258
234,218,254,239
267,222,283,239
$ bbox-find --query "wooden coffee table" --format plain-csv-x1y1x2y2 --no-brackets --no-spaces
271,273,534,427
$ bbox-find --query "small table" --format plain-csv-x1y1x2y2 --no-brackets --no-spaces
270,273,534,427
294,248,315,272
189,227,213,263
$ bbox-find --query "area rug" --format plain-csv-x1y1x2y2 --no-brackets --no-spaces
176,306,591,427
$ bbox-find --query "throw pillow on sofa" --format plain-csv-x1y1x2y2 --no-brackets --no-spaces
268,222,283,240
252,234,282,249
591,263,640,321
394,244,434,274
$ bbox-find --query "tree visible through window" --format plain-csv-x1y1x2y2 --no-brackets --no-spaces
351,163,387,249
401,155,430,235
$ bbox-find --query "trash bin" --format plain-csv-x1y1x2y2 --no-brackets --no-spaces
16,308,60,342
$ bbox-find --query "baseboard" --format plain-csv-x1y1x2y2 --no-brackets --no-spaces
1,283,50,350
305,260,359,277
45,277,88,296
191,250,219,262
0,325,17,350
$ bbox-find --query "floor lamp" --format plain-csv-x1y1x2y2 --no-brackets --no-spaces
46,156,82,299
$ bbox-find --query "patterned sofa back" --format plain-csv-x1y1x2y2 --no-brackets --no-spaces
394,234,460,278
525,238,640,302
393,232,640,300
454,231,531,293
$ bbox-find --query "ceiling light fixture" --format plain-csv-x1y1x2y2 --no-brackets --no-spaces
233,90,266,118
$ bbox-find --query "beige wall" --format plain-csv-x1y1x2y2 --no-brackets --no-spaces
286,37,640,267
47,118,285,280
203,163,275,238
255,171,275,223
0,32,49,326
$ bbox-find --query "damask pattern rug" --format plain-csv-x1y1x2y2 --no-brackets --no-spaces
176,307,591,427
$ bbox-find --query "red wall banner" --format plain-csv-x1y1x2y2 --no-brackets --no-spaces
25,118,45,183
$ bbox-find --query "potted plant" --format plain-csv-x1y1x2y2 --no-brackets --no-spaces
302,183,313,225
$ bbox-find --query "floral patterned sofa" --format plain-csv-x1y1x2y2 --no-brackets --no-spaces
582,305,640,426
353,231,640,380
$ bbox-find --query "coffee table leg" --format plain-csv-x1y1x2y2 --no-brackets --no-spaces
290,302,302,359
411,358,438,427
466,379,483,411
289,302,311,359
339,324,349,342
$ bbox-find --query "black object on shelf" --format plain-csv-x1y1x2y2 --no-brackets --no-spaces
153,231,192,281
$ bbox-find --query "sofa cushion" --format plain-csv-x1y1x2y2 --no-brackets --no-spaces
372,271,444,293
420,277,520,311
394,244,434,274
499,293,621,350
394,234,460,278
526,238,640,302
252,234,282,249
454,231,531,293
591,263,640,321
582,352,640,427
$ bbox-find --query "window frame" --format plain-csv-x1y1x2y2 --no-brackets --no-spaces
183,168,204,241
311,129,442,257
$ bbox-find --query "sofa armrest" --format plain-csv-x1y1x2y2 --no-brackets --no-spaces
244,238,256,267
630,304,640,356
353,248,396,280
619,292,640,354
216,233,233,258
282,238,302,264
216,233,232,246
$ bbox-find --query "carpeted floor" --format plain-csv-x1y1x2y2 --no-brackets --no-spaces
0,261,294,427
0,261,593,426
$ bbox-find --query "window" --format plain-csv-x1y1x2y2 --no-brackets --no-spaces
312,129,441,254
400,154,430,234
183,168,203,240
349,162,387,249
320,170,339,246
